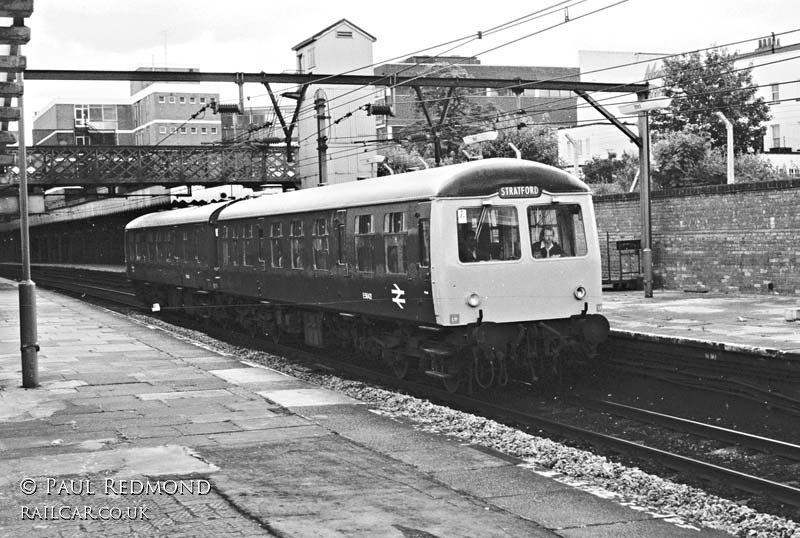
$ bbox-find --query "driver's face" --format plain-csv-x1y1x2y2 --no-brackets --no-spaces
543,230,554,244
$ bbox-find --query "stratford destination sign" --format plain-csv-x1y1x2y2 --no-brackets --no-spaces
498,185,541,198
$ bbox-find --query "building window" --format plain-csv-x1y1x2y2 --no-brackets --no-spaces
74,104,89,125
290,220,304,269
190,127,197,134
354,214,375,272
211,127,218,134
201,127,207,134
307,47,316,69
312,218,329,270
159,126,167,134
336,30,353,38
189,96,196,104
771,83,780,102
771,124,781,148
158,95,165,103
75,135,89,146
169,96,176,103
179,96,186,104
180,127,187,134
199,97,206,104
384,212,406,273
270,222,283,268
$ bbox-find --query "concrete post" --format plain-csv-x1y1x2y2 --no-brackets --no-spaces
716,111,734,185
637,107,653,298
16,71,39,387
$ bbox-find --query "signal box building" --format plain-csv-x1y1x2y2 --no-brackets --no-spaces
292,19,379,188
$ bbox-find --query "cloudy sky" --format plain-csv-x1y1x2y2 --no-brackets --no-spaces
17,0,800,137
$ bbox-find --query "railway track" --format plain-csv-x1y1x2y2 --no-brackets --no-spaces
4,263,800,510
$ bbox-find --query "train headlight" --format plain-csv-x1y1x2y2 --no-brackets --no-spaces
466,292,482,308
573,286,587,300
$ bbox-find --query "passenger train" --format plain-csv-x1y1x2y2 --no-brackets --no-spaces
125,158,609,392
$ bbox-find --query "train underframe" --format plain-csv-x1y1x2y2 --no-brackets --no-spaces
135,281,609,393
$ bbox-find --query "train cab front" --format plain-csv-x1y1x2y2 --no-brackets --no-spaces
426,178,609,388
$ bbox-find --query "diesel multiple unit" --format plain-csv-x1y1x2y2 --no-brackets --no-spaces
125,158,609,392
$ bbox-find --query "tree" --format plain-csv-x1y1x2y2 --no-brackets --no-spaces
582,152,638,190
650,48,770,153
651,131,712,188
376,146,431,176
401,63,497,164
479,125,559,166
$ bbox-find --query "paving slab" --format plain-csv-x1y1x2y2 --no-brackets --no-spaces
604,290,800,352
0,279,732,537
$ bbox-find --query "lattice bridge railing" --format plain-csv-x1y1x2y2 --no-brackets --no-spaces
3,145,297,187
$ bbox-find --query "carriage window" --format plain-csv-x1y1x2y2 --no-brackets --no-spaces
257,226,265,262
384,212,406,273
312,218,330,270
230,225,240,266
244,224,259,266
290,220,304,269
457,206,520,263
528,204,587,259
418,219,430,268
270,222,283,268
355,214,375,272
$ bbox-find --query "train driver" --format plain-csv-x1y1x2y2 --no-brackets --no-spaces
533,226,564,259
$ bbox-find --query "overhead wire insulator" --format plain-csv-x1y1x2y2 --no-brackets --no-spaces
364,104,395,116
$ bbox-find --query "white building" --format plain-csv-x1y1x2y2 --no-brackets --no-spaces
292,19,379,188
558,40,800,178
742,37,800,175
557,50,666,172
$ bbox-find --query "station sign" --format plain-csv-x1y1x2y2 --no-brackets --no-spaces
498,185,541,198
463,131,498,145
618,97,672,115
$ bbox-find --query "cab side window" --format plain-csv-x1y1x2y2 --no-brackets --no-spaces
418,219,430,268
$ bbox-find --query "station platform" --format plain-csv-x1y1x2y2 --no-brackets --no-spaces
603,290,800,355
0,278,730,537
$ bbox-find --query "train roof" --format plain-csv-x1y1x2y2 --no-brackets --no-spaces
218,158,588,222
125,201,230,230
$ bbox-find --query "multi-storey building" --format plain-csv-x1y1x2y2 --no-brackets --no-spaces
374,56,580,141
32,68,222,146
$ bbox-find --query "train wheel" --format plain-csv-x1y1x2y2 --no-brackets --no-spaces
386,350,410,379
266,320,282,344
442,374,460,394
472,347,495,390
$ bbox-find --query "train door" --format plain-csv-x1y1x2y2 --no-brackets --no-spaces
333,209,349,276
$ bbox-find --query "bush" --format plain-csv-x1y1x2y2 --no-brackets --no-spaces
582,153,638,191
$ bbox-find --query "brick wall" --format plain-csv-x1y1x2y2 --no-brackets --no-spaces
594,179,800,295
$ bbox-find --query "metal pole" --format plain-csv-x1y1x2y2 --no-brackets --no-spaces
314,89,328,186
638,108,653,298
16,70,38,388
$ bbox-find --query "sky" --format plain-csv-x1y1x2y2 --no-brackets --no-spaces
15,0,800,139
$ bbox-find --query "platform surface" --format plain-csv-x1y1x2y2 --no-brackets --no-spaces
603,290,800,353
0,278,729,537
